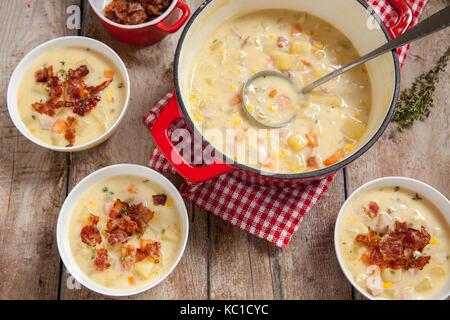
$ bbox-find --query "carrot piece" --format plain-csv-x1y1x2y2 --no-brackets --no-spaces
302,59,311,67
269,89,277,98
229,94,242,106
323,149,346,166
50,119,67,134
104,70,115,79
128,184,139,194
128,276,135,285
361,252,371,265
306,156,320,168
291,24,302,36
305,134,319,147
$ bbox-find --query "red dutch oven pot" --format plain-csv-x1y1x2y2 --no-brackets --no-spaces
152,0,413,185
89,0,190,46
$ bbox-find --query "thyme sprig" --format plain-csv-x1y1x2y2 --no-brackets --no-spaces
393,47,449,131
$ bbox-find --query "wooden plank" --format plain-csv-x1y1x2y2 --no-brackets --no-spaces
0,0,78,299
346,0,450,300
59,0,209,299
209,215,275,299
274,171,353,299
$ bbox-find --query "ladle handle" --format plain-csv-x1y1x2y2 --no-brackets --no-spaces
302,6,450,94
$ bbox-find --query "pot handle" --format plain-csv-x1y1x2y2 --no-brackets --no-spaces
151,91,236,182
156,0,190,33
385,0,414,38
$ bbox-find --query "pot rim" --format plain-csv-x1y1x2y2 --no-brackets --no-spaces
173,0,400,179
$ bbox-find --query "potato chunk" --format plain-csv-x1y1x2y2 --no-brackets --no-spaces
162,226,179,241
341,118,366,140
287,133,307,152
430,266,446,276
415,277,432,291
290,39,309,54
274,54,298,71
135,258,155,279
382,268,402,283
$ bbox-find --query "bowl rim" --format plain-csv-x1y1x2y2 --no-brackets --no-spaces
56,164,189,296
334,176,450,300
7,35,130,152
88,0,179,29
173,0,401,180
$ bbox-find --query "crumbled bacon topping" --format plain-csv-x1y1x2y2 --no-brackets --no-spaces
152,194,167,206
31,64,113,146
135,239,161,263
120,245,135,270
103,0,171,25
80,214,102,247
355,220,431,270
106,199,154,244
94,248,111,271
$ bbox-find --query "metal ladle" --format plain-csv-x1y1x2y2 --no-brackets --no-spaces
242,5,450,128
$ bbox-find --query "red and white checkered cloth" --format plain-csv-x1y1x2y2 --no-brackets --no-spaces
144,0,427,248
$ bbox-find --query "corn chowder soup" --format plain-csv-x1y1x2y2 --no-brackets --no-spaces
337,186,449,300
18,46,126,147
188,10,371,174
69,175,183,291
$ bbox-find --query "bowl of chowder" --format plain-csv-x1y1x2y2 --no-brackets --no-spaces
57,164,188,296
335,177,450,300
151,0,411,184
7,36,130,151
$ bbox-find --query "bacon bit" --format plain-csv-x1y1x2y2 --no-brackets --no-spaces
355,221,431,270
229,94,242,106
120,245,135,270
94,248,111,271
108,229,129,245
68,65,89,79
103,70,115,79
88,214,100,225
269,89,277,98
152,194,167,206
277,36,289,49
64,116,77,147
306,156,320,168
50,119,67,134
135,238,161,263
107,200,154,244
363,205,377,219
291,24,302,36
369,201,379,215
80,225,102,247
128,276,135,285
305,134,319,147
127,184,139,194
323,149,346,166
35,66,49,82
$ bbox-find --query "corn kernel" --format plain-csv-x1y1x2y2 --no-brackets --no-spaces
266,132,271,137
228,70,233,74
166,198,173,207
247,105,254,112
190,94,199,102
305,30,311,35
352,217,358,223
237,69,241,73
195,115,203,121
106,98,111,104
269,105,276,111
218,50,224,55
229,85,236,92
152,216,158,222
88,201,97,206
252,69,259,73
355,113,361,119
313,32,320,37
291,104,299,110
234,119,242,125
269,34,275,39
274,151,281,158
312,49,318,54
313,43,324,50
281,150,288,156
429,238,438,245
31,128,36,133
345,144,355,151
384,282,393,289
109,89,114,95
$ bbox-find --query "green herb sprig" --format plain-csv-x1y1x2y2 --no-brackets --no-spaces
393,47,449,131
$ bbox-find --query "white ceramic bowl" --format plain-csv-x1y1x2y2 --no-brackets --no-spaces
56,164,189,296
7,36,130,152
334,176,450,300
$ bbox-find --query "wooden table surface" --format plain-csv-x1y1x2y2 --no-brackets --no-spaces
0,0,448,300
